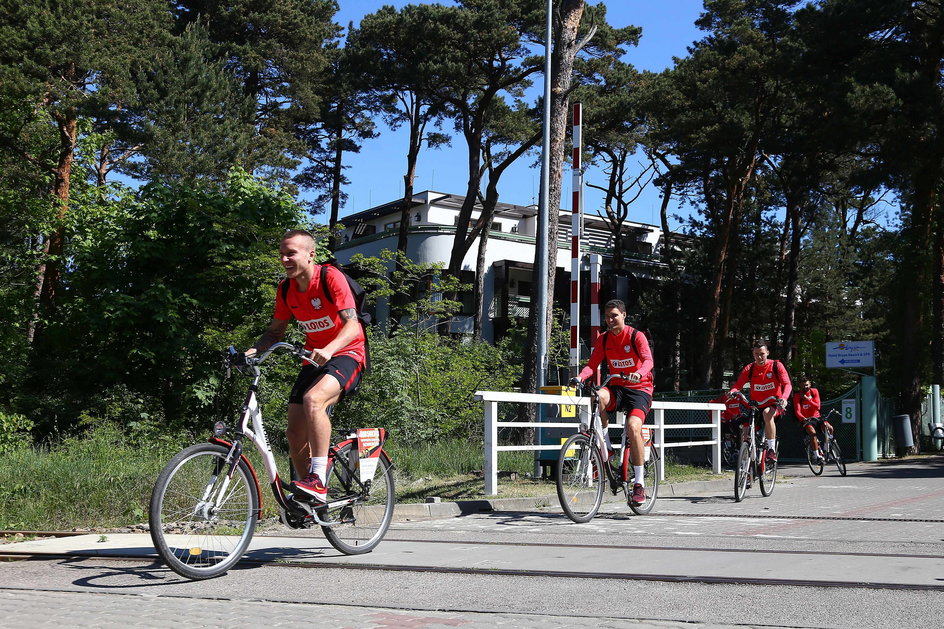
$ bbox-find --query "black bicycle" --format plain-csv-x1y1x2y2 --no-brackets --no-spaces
729,392,779,502
805,409,846,476
556,375,659,522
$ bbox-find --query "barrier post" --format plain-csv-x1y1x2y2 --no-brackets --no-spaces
653,407,665,481
484,400,498,495
711,408,721,474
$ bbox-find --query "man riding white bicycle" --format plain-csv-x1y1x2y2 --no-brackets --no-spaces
571,299,654,506
244,229,366,504
727,339,792,464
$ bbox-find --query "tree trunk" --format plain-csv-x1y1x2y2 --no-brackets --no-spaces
36,108,78,323
328,126,344,253
781,200,802,362
658,174,680,391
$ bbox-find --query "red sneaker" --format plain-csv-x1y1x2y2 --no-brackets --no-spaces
292,473,327,503
765,448,778,464
630,483,646,506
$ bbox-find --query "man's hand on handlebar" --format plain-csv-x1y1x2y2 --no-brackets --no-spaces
777,398,788,411
625,372,642,384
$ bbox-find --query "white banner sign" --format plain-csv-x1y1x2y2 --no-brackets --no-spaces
826,341,875,369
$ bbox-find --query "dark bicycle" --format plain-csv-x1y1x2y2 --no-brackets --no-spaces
805,409,846,476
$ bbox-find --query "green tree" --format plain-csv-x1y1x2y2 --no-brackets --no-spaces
173,0,340,182
348,4,454,256
0,0,171,326
19,169,303,436
294,35,379,252
644,0,798,388
117,22,258,183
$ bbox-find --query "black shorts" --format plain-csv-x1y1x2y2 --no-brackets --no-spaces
801,417,824,431
288,355,363,405
604,385,652,417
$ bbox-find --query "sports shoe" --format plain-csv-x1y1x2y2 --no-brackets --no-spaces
292,473,327,503
630,483,646,506
765,448,778,464
815,451,825,463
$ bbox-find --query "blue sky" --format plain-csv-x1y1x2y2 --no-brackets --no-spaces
330,1,707,229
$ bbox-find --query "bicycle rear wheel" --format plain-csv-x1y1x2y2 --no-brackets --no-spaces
760,443,778,496
322,443,395,555
556,433,605,523
149,443,258,580
805,438,824,476
830,439,847,476
628,443,659,515
734,442,750,502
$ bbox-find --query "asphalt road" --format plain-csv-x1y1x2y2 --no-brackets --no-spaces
2,456,942,628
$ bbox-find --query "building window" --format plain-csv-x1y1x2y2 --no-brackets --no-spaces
491,223,503,232
384,221,400,231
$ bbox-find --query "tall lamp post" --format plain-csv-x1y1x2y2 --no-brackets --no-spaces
535,0,553,393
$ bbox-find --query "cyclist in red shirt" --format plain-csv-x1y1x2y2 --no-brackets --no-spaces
245,229,366,503
571,299,654,506
710,392,747,445
794,376,830,463
727,339,792,463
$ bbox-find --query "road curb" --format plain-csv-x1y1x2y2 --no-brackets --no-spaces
392,476,736,521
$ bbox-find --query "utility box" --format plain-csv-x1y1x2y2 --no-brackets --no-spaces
537,386,580,474
539,386,577,417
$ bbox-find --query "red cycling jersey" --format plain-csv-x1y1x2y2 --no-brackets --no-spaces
793,387,821,421
710,394,747,421
578,326,654,396
730,359,792,407
273,264,366,365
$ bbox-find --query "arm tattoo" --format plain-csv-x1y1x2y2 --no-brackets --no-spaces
339,308,357,321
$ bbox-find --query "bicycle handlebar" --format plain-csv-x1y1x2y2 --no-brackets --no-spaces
227,342,312,370
728,391,781,408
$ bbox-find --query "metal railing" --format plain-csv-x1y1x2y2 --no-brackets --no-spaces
473,390,725,495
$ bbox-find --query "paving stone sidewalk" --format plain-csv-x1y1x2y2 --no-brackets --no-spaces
0,587,771,629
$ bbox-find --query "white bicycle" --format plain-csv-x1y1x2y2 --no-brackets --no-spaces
149,342,394,580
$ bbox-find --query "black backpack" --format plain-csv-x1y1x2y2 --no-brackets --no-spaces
279,260,371,372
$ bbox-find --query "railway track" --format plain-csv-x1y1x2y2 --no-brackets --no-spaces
3,529,942,592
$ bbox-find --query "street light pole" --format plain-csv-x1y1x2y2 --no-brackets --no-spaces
536,0,552,393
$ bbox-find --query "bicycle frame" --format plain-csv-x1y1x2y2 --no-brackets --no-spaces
214,343,386,528
580,377,652,489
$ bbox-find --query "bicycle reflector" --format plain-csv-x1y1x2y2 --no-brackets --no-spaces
213,421,227,437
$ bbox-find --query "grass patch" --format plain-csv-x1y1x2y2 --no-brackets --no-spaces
0,429,728,531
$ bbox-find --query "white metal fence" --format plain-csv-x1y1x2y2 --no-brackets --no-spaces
473,390,725,495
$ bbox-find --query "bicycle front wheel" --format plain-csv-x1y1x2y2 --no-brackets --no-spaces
149,443,258,580
322,443,395,555
734,442,750,502
628,443,659,515
805,438,824,476
830,439,847,476
556,433,605,523
760,444,778,496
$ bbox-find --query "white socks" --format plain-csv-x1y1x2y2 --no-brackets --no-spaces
309,456,327,481
634,465,645,487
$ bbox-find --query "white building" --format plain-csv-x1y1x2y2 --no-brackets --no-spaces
334,190,670,344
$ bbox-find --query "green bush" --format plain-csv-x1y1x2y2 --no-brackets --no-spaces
0,410,33,454
332,329,520,444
